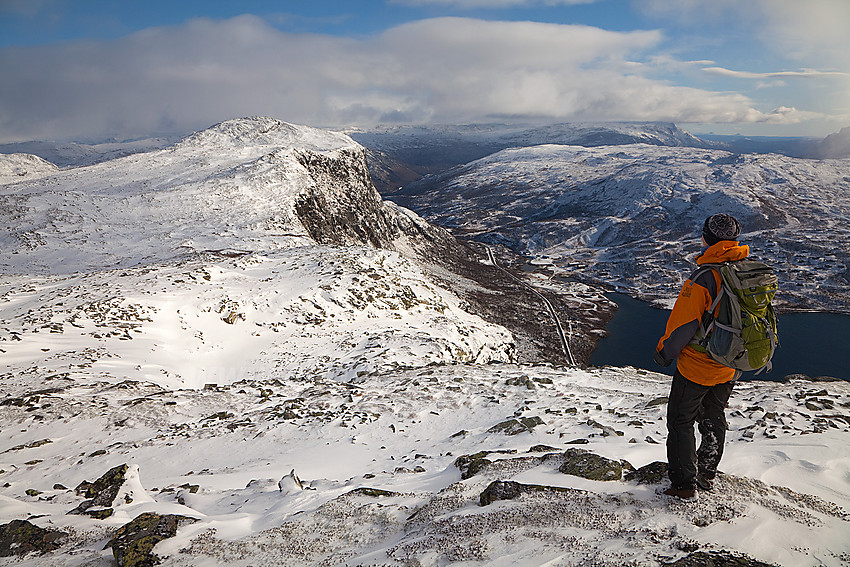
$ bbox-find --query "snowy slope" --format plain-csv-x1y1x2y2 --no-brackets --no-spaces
0,117,524,385
2,120,849,567
0,137,181,169
392,144,850,312
0,248,515,388
0,153,58,182
349,122,709,192
1,363,848,566
0,117,405,274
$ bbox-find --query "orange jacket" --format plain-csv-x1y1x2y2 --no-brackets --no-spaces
656,241,750,386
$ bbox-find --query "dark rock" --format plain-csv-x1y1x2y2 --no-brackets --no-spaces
479,480,577,506
587,419,623,437
347,487,398,498
528,444,559,453
558,448,625,481
86,508,114,520
625,461,668,484
479,480,523,505
107,512,196,567
487,416,544,435
454,451,493,480
4,439,52,451
0,519,66,557
646,396,669,407
505,376,536,389
70,463,128,517
663,550,778,566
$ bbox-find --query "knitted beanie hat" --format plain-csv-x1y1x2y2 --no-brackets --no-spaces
702,213,742,245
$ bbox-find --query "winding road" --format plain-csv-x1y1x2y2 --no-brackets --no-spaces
484,245,576,366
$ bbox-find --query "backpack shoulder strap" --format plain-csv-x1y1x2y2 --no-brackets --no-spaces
690,263,724,305
688,263,729,350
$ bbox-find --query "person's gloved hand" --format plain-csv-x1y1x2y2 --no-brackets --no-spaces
653,350,672,367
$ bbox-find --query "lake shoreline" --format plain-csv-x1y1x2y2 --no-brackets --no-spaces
589,292,849,383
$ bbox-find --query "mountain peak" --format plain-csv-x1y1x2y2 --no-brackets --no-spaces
0,152,58,182
177,117,357,153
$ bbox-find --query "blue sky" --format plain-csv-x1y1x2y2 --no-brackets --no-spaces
1,0,848,142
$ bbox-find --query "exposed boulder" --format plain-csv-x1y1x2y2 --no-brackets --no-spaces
487,416,544,435
479,480,578,506
69,463,128,518
0,519,66,557
346,487,398,498
454,451,493,480
453,449,521,480
558,448,627,481
625,461,668,484
664,550,778,567
106,512,197,567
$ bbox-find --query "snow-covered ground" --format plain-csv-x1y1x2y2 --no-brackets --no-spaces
2,119,849,566
392,143,850,312
2,362,848,566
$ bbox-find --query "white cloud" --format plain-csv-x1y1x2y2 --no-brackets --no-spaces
0,15,816,142
703,67,850,80
638,0,850,70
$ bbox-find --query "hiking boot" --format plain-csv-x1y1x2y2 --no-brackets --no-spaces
662,486,696,499
696,474,714,491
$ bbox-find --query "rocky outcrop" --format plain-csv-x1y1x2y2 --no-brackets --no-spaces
558,448,630,481
293,148,397,248
479,479,578,506
0,520,66,557
106,512,196,567
625,460,668,484
487,416,544,435
69,463,128,518
664,551,779,567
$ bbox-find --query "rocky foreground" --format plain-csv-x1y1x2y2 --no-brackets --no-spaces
1,364,849,566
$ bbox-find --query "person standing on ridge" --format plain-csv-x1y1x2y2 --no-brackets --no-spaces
654,213,747,499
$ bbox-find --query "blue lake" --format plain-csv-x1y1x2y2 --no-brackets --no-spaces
589,292,850,382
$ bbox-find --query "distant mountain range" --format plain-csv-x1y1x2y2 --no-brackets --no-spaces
2,119,849,567
389,143,850,313
349,122,711,192
345,122,850,192
0,117,612,373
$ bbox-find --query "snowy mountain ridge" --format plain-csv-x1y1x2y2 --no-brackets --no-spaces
0,153,58,181
1,118,849,567
392,143,850,312
0,117,403,274
1,117,542,386
348,121,710,192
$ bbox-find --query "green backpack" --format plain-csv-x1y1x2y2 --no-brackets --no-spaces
689,260,779,373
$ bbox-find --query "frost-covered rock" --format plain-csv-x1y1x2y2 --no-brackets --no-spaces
278,469,304,494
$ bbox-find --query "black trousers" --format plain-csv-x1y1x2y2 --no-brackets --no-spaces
666,370,734,490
